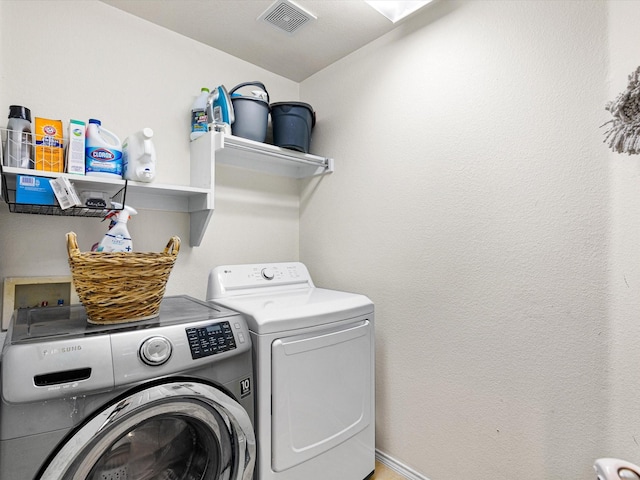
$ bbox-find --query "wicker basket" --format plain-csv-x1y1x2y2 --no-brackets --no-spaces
66,231,180,325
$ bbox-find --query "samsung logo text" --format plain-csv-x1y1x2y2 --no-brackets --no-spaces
42,345,82,356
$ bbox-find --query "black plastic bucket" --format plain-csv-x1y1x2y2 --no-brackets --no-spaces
270,102,316,153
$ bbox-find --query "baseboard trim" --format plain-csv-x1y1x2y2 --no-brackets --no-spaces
375,450,431,480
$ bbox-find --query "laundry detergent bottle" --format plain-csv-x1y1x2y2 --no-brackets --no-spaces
97,203,137,252
190,87,210,141
85,119,123,178
123,128,156,182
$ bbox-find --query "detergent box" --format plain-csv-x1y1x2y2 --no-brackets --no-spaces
34,117,64,172
66,119,86,175
15,175,56,205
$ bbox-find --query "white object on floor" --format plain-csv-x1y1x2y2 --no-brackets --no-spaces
595,458,640,480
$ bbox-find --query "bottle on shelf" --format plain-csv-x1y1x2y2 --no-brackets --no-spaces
123,128,156,182
190,87,210,141
85,119,123,178
4,105,33,169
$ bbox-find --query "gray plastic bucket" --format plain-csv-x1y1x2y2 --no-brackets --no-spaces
230,82,269,142
270,102,316,153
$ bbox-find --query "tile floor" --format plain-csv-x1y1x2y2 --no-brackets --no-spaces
370,461,407,480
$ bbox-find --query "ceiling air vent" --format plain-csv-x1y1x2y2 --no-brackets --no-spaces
258,0,316,34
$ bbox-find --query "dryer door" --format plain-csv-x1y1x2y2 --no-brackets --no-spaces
271,319,373,472
37,381,255,480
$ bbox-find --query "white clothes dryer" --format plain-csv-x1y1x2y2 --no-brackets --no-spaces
207,262,375,480
0,295,256,480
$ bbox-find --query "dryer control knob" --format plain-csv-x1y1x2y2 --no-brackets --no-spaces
261,267,275,280
140,336,173,366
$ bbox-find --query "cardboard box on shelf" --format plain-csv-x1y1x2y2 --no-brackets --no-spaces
15,175,56,205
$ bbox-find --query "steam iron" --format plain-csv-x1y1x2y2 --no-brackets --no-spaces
206,85,234,134
595,458,640,480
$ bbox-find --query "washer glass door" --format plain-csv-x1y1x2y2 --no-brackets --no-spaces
87,414,219,479
37,381,255,480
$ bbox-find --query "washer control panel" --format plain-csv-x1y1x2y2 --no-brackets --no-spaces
186,321,237,359
106,302,250,387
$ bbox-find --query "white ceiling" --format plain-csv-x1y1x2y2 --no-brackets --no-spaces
100,0,412,82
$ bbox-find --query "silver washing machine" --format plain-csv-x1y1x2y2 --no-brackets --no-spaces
207,262,375,480
0,295,256,480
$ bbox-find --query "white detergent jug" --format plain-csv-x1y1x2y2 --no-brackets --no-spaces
123,128,156,182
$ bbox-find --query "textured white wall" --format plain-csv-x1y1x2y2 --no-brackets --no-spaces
301,1,610,478
0,1,301,304
3,1,638,479
606,0,640,463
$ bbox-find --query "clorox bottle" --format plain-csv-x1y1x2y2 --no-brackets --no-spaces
85,119,123,178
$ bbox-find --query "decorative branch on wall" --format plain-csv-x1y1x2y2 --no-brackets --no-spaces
603,65,640,155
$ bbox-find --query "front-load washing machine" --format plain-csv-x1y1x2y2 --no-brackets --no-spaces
0,295,255,480
207,262,375,480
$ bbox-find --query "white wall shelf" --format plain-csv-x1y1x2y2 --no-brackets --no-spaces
191,132,334,179
0,166,213,247
1,132,332,248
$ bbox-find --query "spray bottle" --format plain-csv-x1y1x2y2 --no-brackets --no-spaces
97,202,137,252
